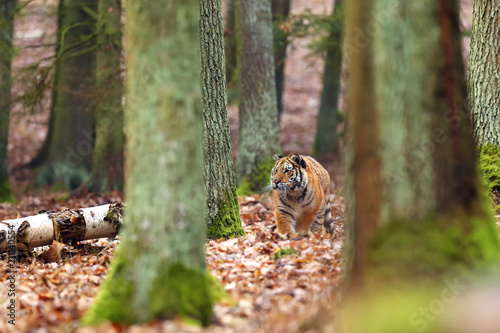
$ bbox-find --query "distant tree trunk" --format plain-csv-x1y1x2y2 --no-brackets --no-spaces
271,0,291,118
0,0,15,202
345,0,499,286
85,0,124,192
237,0,281,194
313,0,343,158
468,0,500,209
31,0,97,190
224,0,238,88
200,0,246,239
82,0,214,325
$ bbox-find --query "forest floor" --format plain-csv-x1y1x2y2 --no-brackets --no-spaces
1,0,474,332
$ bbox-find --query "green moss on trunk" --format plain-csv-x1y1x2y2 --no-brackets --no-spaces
478,144,500,211
207,189,246,239
369,213,499,282
237,156,275,195
82,259,214,326
80,251,136,325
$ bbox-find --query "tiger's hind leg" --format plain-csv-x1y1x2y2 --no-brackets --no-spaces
310,206,325,233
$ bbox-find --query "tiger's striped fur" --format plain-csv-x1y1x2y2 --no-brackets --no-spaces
270,153,334,236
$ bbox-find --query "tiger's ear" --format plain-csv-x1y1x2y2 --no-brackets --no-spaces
273,153,283,162
292,153,306,169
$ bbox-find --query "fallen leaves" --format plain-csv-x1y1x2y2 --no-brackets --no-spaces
0,190,344,333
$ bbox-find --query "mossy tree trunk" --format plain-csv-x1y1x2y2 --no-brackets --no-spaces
85,0,124,192
341,1,500,330
312,0,343,158
345,0,499,287
0,0,15,202
271,0,291,118
237,0,281,194
31,0,97,190
200,0,245,239
82,0,214,326
468,0,500,208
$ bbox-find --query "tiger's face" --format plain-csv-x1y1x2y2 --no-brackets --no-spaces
270,153,307,193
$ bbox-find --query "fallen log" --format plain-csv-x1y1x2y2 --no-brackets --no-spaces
0,203,123,253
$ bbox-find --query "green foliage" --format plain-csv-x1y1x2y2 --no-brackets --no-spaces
288,7,343,60
272,247,298,259
207,188,246,239
237,156,275,195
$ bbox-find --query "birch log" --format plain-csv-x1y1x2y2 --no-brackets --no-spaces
0,203,123,253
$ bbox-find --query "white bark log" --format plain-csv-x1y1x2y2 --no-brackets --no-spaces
0,203,123,253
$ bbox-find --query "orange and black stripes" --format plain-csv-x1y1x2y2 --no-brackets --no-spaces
270,153,335,236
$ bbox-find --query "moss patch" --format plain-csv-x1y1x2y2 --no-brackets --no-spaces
0,178,15,203
81,251,136,325
237,156,275,195
478,144,500,212
369,213,500,282
82,256,216,326
207,188,246,239
272,247,298,259
339,285,446,333
149,263,214,326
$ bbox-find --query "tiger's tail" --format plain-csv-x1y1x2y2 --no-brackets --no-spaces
324,196,335,234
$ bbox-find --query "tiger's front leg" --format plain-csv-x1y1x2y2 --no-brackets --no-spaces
275,209,297,237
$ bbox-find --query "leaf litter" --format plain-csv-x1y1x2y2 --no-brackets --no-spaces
0,190,344,333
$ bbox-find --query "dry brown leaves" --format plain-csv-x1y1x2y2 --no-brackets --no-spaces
0,191,344,333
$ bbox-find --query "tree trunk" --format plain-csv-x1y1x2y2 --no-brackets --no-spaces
224,0,238,88
345,0,499,287
237,0,281,194
468,0,500,209
340,1,500,330
0,0,15,202
312,0,343,158
82,0,214,325
0,203,122,253
271,0,291,118
86,0,124,192
31,0,97,190
200,0,246,239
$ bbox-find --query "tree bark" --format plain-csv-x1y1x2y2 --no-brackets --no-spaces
0,0,15,202
30,0,97,190
199,0,245,239
313,0,343,158
468,0,500,209
237,0,282,194
271,0,291,118
0,203,122,253
469,0,500,146
82,0,214,325
86,0,124,192
345,0,499,286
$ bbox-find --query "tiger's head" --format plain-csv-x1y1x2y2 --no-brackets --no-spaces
270,153,307,193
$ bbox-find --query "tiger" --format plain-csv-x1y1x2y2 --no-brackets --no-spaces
269,153,334,237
